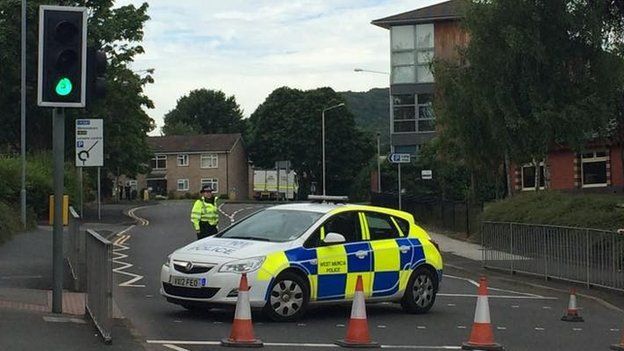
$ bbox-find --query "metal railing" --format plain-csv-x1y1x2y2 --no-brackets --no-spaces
482,222,624,291
86,229,113,344
67,207,86,292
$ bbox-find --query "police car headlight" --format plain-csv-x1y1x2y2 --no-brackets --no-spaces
219,256,266,273
164,254,172,268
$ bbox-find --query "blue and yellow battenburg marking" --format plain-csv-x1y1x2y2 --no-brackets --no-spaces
255,209,442,303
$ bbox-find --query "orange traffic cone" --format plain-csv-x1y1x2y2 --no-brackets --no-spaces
611,328,624,350
561,288,584,322
221,273,263,348
461,277,504,351
335,275,379,348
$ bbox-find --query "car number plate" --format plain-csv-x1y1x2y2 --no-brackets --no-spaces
170,276,206,288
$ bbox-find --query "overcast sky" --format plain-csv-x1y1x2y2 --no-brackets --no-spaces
115,0,446,135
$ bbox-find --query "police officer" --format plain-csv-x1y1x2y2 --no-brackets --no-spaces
191,185,220,240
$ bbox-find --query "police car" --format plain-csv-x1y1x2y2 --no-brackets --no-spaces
161,198,443,321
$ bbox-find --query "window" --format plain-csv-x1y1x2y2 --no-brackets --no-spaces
391,24,435,84
177,179,189,191
201,178,219,193
521,163,545,190
220,210,323,243
305,211,362,248
200,154,218,168
392,94,435,133
177,154,189,167
581,151,608,188
150,154,167,170
393,216,410,236
365,212,400,240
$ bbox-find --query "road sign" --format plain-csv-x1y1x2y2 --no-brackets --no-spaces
388,153,411,164
421,169,433,180
75,119,103,167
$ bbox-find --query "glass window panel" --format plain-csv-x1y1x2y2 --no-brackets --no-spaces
417,94,433,105
394,145,420,155
394,106,416,120
201,178,219,193
365,212,400,241
392,52,415,66
416,23,434,48
522,165,545,189
417,50,434,64
394,120,416,133
392,94,415,105
418,119,436,132
392,66,416,84
416,65,434,83
418,105,435,120
595,151,607,158
582,161,607,185
391,25,415,51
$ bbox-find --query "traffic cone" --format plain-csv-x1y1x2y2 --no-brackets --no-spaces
221,273,263,348
335,275,379,348
461,276,504,351
561,288,584,322
610,327,624,350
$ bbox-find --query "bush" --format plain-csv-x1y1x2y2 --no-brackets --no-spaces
0,201,26,244
0,153,79,219
481,191,624,231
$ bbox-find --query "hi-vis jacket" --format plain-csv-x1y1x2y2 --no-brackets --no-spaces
190,196,219,230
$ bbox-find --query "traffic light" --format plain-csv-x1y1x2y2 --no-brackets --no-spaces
86,47,108,109
38,6,87,108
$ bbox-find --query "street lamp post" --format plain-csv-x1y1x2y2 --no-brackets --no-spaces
376,132,381,193
322,102,345,196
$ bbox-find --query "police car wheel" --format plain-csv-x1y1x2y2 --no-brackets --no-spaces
401,267,437,314
264,272,309,322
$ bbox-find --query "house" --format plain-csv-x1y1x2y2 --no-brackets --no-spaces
136,134,250,200
372,0,468,156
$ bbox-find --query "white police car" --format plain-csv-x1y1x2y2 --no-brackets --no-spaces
161,201,443,321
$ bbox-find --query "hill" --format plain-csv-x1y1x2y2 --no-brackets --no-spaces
339,88,390,150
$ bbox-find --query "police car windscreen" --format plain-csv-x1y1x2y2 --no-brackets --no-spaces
220,209,323,242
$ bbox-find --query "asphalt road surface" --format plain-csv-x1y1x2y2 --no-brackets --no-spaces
112,201,624,351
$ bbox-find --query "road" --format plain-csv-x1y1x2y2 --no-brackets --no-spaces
112,201,624,351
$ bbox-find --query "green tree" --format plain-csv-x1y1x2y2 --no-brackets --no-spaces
247,87,374,199
434,0,624,197
0,0,155,189
162,89,245,135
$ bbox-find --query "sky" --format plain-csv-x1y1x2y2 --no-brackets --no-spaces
115,0,447,135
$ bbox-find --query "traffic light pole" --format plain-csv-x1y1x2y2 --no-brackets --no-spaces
52,107,64,313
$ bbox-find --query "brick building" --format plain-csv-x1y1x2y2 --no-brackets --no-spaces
137,134,250,200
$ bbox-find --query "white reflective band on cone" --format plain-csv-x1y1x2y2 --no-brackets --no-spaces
350,290,367,320
473,296,491,323
234,290,252,320
568,294,577,310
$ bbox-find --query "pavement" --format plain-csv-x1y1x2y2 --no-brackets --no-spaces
0,204,624,350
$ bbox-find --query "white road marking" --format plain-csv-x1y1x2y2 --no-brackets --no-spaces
572,328,582,331
497,327,507,330
447,303,456,307
146,340,462,349
457,326,467,329
336,324,345,327
1,275,43,280
43,316,86,324
610,329,620,332
298,323,307,327
163,345,189,351
535,327,545,331
444,274,555,299
511,305,520,308
417,326,426,329
438,293,557,300
542,306,552,309
377,325,387,328
112,234,145,288
218,205,260,224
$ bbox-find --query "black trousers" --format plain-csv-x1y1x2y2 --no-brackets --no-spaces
198,221,218,240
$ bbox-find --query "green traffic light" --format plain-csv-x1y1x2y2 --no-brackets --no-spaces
55,77,73,96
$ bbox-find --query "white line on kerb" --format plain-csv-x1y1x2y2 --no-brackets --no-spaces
163,344,190,351
438,293,557,300
146,340,462,349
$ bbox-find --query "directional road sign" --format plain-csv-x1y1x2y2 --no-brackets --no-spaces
388,153,411,164
75,119,103,167
421,169,433,180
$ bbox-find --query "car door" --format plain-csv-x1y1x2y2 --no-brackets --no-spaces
305,211,372,301
363,211,412,297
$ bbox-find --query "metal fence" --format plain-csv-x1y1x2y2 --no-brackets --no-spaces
371,193,483,235
66,207,86,292
86,229,113,344
482,222,624,291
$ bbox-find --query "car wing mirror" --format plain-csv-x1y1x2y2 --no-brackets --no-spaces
323,232,346,244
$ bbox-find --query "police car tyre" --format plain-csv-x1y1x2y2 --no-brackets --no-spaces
401,266,437,314
263,271,309,322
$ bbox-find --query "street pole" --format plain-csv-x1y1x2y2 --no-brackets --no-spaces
97,167,101,220
79,167,83,217
52,108,64,314
376,132,381,193
20,0,27,227
398,163,402,210
322,109,326,196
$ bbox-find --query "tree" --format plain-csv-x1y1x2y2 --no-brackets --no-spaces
434,0,624,197
0,0,155,189
247,87,374,199
162,89,245,135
